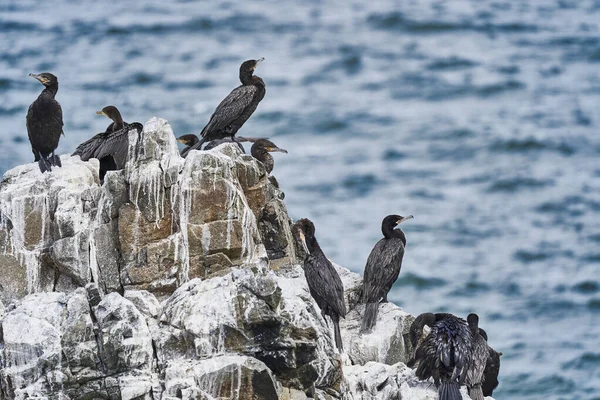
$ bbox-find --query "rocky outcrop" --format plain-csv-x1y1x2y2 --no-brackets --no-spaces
0,118,490,399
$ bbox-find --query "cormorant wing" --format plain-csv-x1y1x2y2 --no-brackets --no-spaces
200,85,258,138
310,254,347,317
72,132,106,160
93,123,143,168
362,238,405,302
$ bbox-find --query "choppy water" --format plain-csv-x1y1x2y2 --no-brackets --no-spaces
2,1,600,398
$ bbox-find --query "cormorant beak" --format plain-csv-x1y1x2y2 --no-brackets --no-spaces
177,138,186,144
397,215,414,225
96,111,106,117
29,73,48,84
253,57,265,70
267,147,288,154
298,231,310,255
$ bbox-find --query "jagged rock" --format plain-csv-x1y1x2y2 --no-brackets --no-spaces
0,117,495,400
164,356,278,400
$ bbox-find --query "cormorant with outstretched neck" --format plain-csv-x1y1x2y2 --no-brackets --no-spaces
293,218,346,351
191,58,266,150
409,313,473,400
466,314,489,400
27,72,63,173
360,214,413,333
73,106,142,181
251,139,287,174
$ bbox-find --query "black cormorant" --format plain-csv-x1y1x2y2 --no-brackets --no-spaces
292,218,346,351
466,314,489,400
480,326,502,397
360,214,413,333
251,139,287,174
72,106,142,181
191,58,266,150
176,134,199,158
409,313,473,400
26,72,63,173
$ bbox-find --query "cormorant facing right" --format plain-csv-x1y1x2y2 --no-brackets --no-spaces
360,214,413,333
191,58,266,150
26,72,63,173
73,106,142,181
292,218,346,351
410,313,473,400
466,313,489,400
251,139,287,174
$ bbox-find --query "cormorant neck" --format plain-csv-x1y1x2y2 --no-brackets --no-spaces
307,235,323,256
240,69,254,85
42,84,58,97
382,225,406,246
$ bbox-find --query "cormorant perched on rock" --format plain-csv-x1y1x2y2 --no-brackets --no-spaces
191,58,266,150
409,313,473,400
292,218,346,351
251,139,287,174
26,72,63,173
360,214,413,333
466,314,489,400
72,106,142,181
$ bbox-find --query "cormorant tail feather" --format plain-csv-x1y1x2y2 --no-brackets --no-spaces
360,302,379,334
439,381,462,400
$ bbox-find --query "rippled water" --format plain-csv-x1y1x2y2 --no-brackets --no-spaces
2,1,600,398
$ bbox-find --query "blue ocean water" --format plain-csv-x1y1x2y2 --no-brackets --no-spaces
2,1,600,398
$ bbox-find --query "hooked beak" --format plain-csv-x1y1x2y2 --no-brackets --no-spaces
96,110,106,116
267,146,288,154
29,73,47,84
397,215,414,225
253,57,265,70
298,231,310,255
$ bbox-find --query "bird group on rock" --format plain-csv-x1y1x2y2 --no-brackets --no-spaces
25,57,501,400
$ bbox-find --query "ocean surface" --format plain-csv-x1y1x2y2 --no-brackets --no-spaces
2,0,600,398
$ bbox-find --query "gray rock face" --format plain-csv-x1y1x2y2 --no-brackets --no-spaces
0,118,493,399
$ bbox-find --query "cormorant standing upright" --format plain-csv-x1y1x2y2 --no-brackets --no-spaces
251,139,287,174
26,72,63,173
410,313,473,400
72,106,142,181
466,314,489,400
292,218,346,351
191,58,266,150
360,214,413,333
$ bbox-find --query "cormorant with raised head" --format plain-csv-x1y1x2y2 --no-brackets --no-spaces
293,218,346,351
360,214,413,333
251,139,287,174
191,58,266,150
27,72,63,173
73,106,142,181
409,313,473,400
466,313,489,400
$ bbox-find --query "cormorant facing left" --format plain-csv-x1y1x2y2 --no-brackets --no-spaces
360,214,413,333
191,58,266,151
251,139,287,174
410,313,473,400
293,218,346,351
177,134,199,158
26,72,63,173
72,106,142,181
466,313,489,400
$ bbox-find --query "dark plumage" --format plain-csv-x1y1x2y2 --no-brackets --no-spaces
480,328,502,397
410,313,473,400
72,106,142,181
26,72,63,173
177,134,199,158
360,214,413,333
191,58,266,150
251,139,287,174
178,135,261,156
292,218,346,351
466,314,489,400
